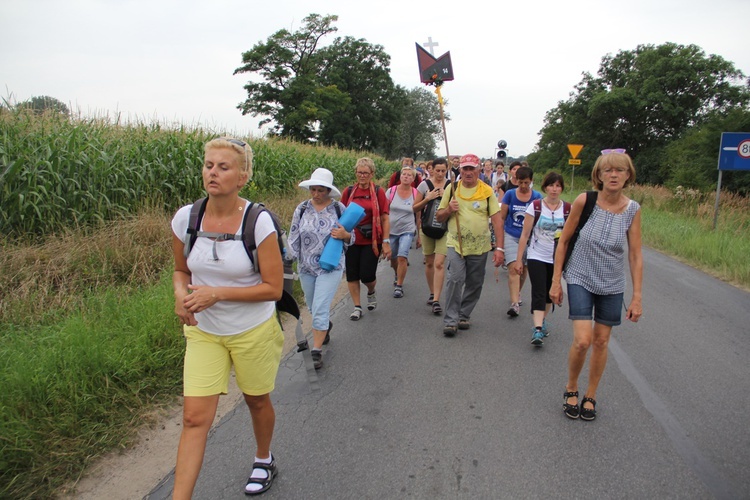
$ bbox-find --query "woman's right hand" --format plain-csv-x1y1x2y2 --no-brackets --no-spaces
175,302,197,326
549,282,563,306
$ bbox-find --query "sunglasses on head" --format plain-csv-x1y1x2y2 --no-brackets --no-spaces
601,148,626,155
220,137,247,148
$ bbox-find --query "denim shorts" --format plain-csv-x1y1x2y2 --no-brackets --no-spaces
567,283,624,326
391,232,415,259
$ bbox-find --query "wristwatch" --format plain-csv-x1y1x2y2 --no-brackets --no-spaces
495,247,505,252
382,238,391,244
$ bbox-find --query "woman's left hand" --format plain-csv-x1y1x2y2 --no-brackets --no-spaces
416,234,422,249
626,297,642,322
184,284,218,313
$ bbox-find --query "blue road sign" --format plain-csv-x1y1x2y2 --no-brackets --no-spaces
718,132,750,171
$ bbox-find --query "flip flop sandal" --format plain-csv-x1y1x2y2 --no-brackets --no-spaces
244,459,278,496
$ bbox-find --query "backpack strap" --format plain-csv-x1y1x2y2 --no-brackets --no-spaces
184,197,208,258
388,186,397,204
425,179,434,191
185,197,245,260
532,198,543,226
579,191,598,228
562,201,572,221
240,202,271,271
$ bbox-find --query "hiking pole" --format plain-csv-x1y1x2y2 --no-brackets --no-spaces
435,83,463,256
451,174,464,256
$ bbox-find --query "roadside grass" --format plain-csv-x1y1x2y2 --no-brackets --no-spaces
0,275,183,499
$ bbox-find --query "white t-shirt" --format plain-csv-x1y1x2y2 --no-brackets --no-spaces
171,201,277,335
524,201,566,264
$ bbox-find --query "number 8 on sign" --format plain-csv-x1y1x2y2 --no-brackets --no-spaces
739,139,750,159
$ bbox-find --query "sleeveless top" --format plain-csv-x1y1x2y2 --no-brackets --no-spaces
564,200,640,295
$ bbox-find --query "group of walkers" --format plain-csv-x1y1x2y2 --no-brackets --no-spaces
169,138,642,497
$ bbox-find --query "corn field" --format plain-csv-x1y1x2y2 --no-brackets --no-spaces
0,109,398,239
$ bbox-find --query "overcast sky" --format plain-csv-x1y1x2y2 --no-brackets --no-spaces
2,0,749,159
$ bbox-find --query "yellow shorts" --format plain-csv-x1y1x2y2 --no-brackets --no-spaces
183,315,284,397
420,230,447,256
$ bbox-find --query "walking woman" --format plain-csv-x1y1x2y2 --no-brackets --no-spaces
289,168,353,369
414,157,450,314
550,150,643,421
385,165,420,298
514,172,570,346
171,137,283,497
341,157,391,320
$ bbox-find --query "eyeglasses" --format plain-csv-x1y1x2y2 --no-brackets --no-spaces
355,171,372,176
601,148,626,155
603,167,629,174
220,137,247,148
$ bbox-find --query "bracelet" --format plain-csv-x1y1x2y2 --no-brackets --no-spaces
382,238,391,244
496,247,505,252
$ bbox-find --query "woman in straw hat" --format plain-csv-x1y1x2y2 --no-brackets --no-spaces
289,168,353,369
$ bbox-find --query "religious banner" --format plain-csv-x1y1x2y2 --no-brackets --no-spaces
416,43,454,84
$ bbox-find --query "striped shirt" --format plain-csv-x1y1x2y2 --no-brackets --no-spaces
564,200,640,295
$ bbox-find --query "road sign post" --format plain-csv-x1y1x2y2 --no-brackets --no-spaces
714,132,750,229
567,144,583,191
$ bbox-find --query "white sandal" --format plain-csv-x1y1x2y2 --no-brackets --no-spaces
350,306,363,321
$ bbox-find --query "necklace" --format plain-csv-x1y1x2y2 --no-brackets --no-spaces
544,198,562,211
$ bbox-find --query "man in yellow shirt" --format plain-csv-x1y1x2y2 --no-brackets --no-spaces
436,154,505,336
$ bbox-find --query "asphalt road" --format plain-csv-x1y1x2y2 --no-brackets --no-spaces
148,247,750,500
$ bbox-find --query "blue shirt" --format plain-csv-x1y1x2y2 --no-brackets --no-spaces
501,188,542,238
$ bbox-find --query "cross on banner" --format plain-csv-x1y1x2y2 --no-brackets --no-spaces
423,37,439,56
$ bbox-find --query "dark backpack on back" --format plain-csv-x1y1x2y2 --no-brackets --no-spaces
184,197,298,313
420,179,449,239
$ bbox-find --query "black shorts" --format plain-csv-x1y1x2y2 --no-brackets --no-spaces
345,244,380,284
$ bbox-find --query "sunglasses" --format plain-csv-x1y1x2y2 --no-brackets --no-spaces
220,137,247,148
601,148,626,155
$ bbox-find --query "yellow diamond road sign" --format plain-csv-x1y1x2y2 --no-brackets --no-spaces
567,144,584,159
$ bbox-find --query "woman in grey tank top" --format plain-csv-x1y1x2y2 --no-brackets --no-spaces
549,150,643,421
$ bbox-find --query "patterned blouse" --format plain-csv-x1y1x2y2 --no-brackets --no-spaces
288,199,353,277
564,200,640,295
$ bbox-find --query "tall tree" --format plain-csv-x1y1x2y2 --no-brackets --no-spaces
234,14,341,141
315,36,405,152
533,43,750,184
393,87,444,159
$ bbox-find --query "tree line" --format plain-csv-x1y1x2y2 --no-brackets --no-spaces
527,42,750,194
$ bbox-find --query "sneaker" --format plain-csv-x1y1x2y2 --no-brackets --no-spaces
443,324,457,337
541,319,549,337
350,306,363,321
427,294,434,305
458,319,471,330
531,328,544,346
507,302,519,317
367,291,377,311
323,321,332,345
432,301,443,315
393,286,404,298
311,350,323,369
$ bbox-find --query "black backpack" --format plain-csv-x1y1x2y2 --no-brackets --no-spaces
184,197,298,313
420,179,449,239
